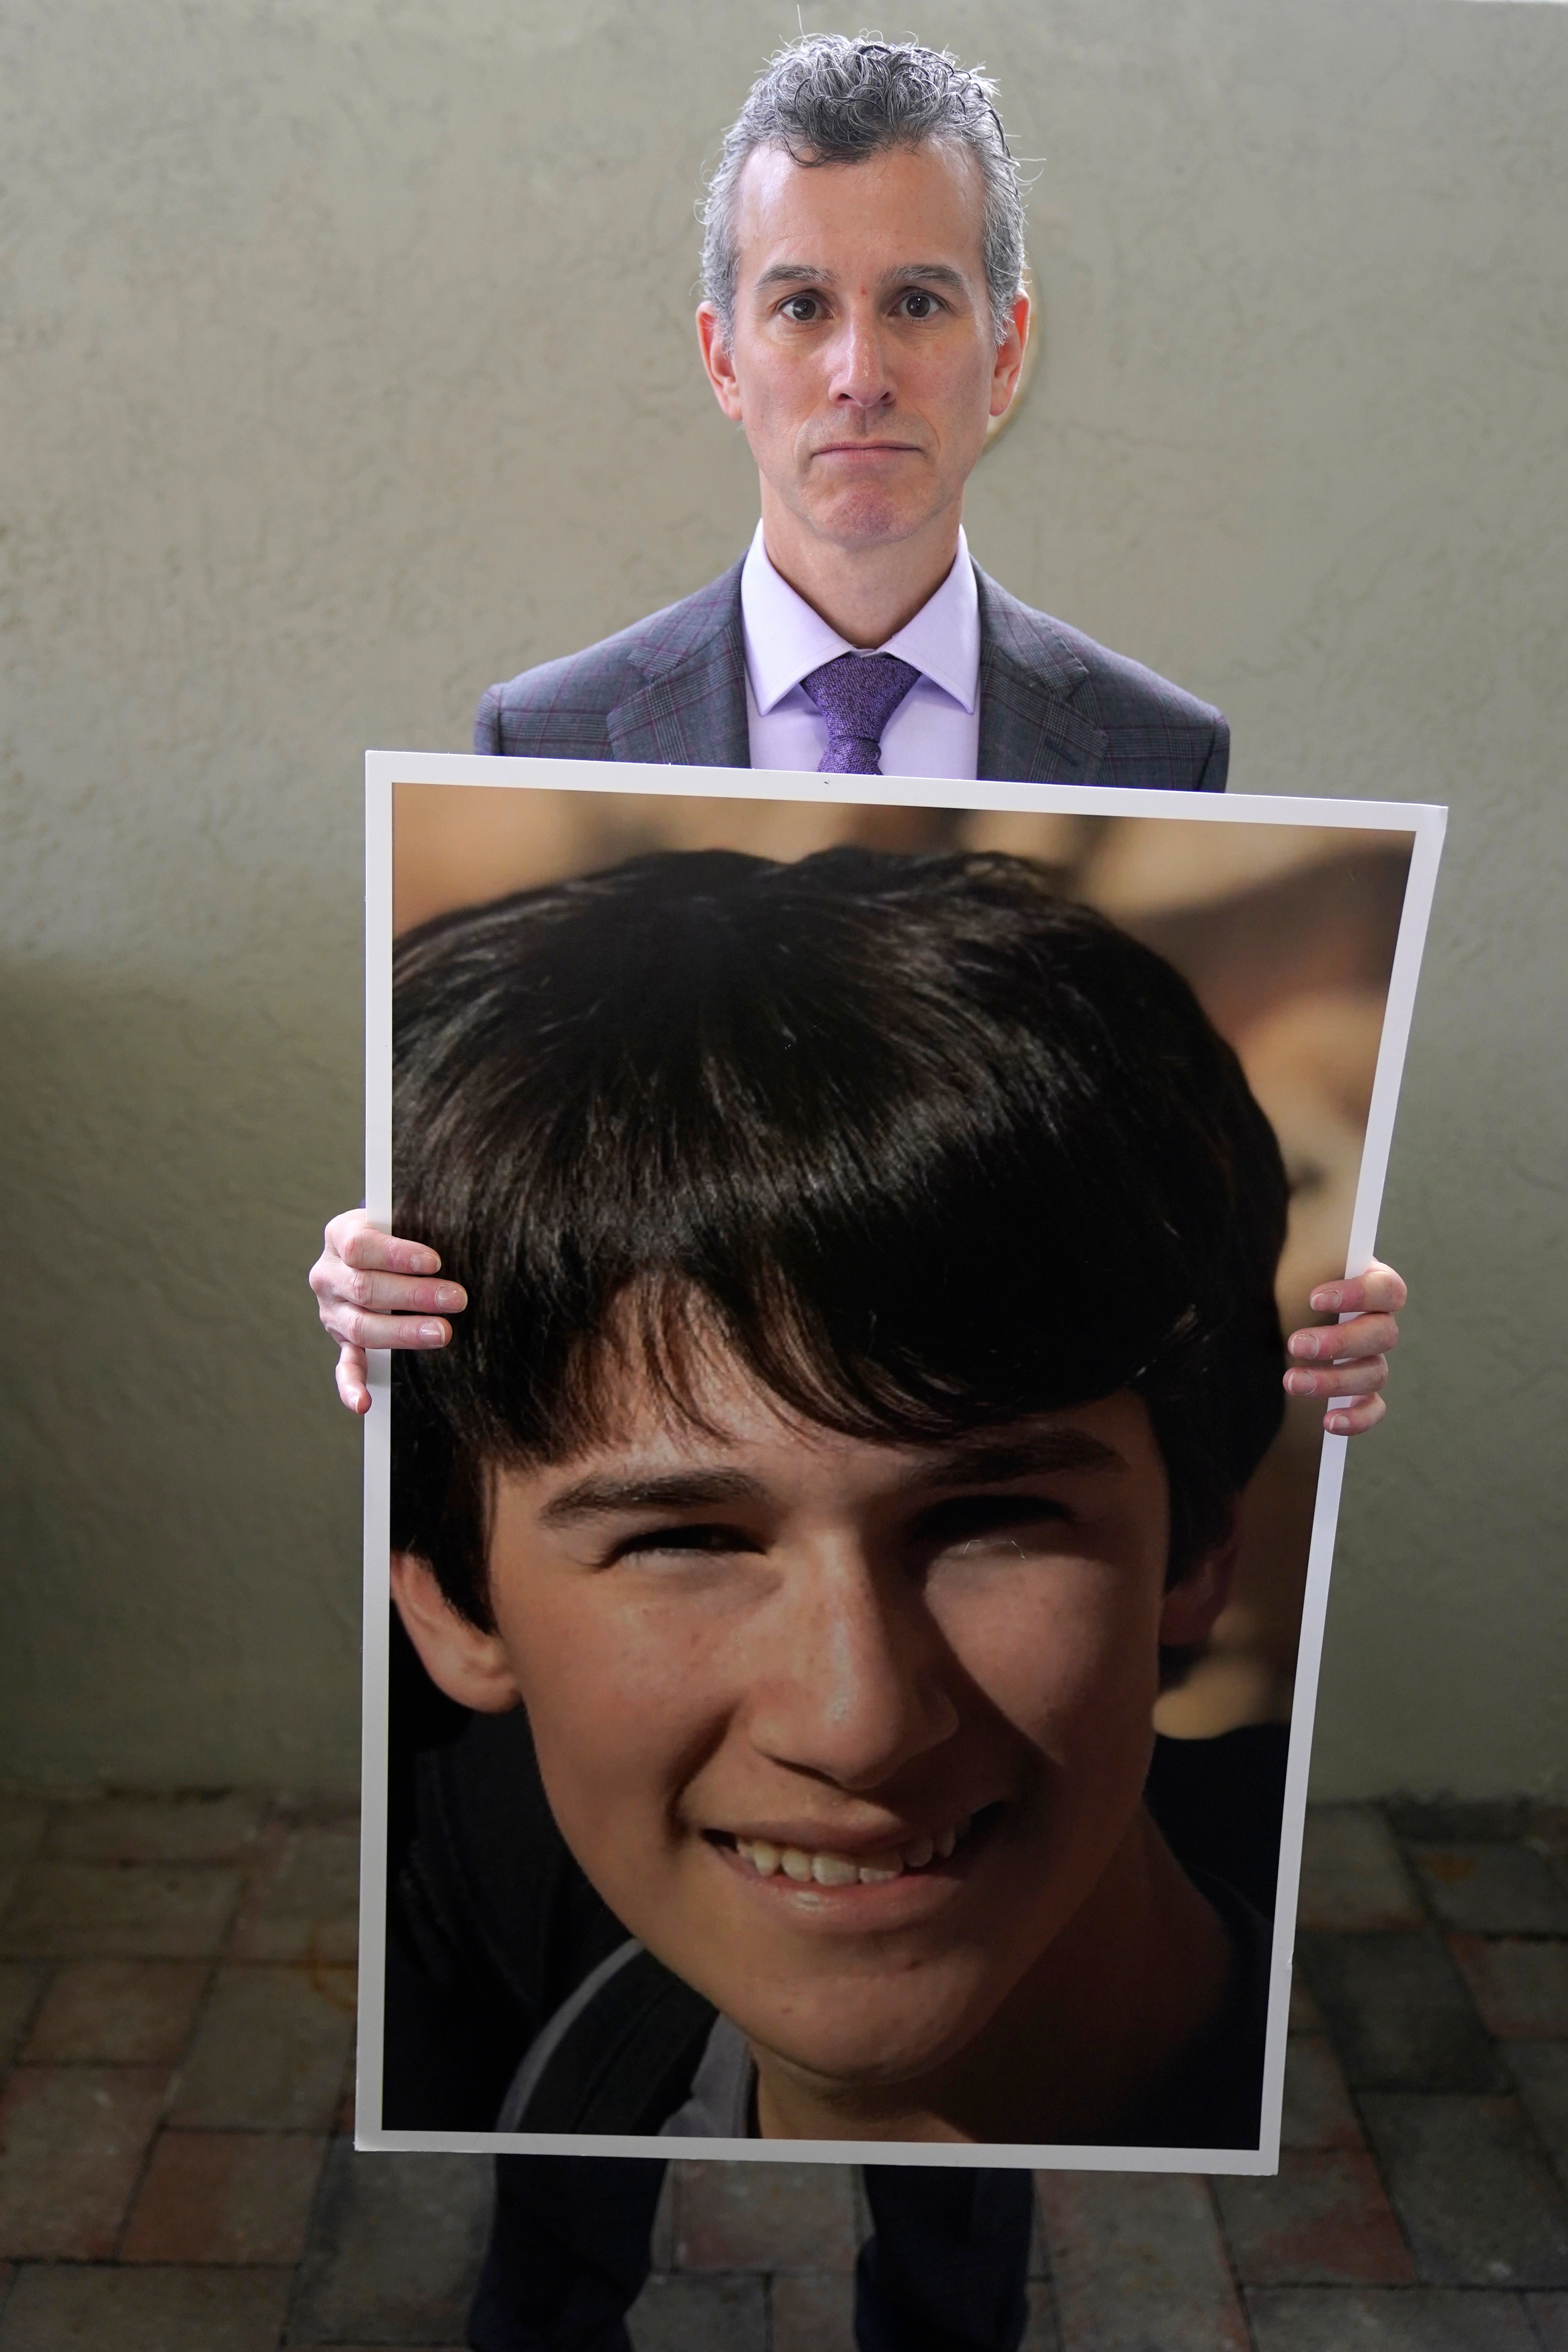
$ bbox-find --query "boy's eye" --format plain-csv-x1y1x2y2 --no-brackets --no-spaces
611,1522,756,1563
901,290,938,318
781,295,820,322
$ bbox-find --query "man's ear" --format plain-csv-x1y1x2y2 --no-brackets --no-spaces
390,1552,522,1715
1157,1507,1241,1651
988,287,1031,422
697,301,745,422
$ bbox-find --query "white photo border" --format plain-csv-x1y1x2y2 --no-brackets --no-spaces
357,750,1447,2174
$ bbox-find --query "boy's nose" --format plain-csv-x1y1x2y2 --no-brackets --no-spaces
741,1547,958,1791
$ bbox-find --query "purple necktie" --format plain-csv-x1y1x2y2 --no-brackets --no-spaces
800,652,921,775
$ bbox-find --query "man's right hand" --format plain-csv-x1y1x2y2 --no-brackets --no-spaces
309,1208,468,1415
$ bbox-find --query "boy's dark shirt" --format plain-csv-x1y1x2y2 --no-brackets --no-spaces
384,1617,1286,2145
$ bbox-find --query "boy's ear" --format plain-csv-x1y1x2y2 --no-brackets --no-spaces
390,1552,523,1715
1157,1507,1241,1651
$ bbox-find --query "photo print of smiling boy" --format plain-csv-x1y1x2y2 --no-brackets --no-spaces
357,763,1442,2169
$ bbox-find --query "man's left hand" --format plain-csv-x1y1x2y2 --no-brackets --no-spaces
1284,1258,1408,1437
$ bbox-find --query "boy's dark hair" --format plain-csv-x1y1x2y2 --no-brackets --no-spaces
392,847,1288,1629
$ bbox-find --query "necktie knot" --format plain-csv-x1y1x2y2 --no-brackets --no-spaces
800,652,921,775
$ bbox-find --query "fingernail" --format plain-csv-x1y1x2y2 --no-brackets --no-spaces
1288,1331,1318,1358
1310,1287,1337,1311
433,1284,464,1309
1284,1369,1314,1395
1327,1413,1351,1434
418,1320,446,1343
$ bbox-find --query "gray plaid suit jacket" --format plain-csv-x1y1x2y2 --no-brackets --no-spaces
475,558,1227,790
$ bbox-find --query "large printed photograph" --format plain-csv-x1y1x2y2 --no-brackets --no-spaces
359,757,1442,2170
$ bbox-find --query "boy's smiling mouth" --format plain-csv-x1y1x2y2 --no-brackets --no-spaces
705,1804,1002,1888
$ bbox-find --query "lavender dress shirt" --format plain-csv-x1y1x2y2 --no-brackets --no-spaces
741,522,982,780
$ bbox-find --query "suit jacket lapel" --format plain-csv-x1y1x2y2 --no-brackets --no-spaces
606,561,751,769
601,556,1110,782
974,566,1108,785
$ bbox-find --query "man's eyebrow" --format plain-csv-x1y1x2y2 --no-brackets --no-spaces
886,263,969,295
751,261,972,296
537,1467,766,1527
753,261,832,292
895,1430,1127,1491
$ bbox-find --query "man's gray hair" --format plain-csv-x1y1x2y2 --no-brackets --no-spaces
702,36,1026,345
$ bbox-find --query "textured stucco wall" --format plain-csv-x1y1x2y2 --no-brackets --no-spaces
2,0,1563,1794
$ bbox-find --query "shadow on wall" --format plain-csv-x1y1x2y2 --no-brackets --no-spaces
0,962,364,1789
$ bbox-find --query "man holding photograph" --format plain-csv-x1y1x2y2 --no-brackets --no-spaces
310,36,1406,2352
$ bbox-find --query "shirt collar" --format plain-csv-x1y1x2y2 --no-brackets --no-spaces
739,520,980,716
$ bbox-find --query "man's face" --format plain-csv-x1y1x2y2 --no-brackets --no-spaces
470,1348,1213,2097
698,141,1027,560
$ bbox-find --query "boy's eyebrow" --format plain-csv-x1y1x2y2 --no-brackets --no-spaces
536,1429,1124,1528
897,1429,1127,1490
537,1467,766,1527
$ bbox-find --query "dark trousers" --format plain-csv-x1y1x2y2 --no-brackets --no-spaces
469,2154,1034,2352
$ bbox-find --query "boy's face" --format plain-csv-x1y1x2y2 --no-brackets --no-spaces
401,1337,1228,2099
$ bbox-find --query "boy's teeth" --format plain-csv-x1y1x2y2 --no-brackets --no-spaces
734,1817,972,1884
811,1852,860,1886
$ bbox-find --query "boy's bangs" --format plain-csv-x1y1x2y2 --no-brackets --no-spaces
539,1260,1158,1472
390,849,1289,1626
522,1177,1197,1477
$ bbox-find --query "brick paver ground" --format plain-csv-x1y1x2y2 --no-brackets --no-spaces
1,1790,1566,2348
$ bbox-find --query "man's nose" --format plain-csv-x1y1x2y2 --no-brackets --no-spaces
827,310,896,411
742,1548,958,1791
